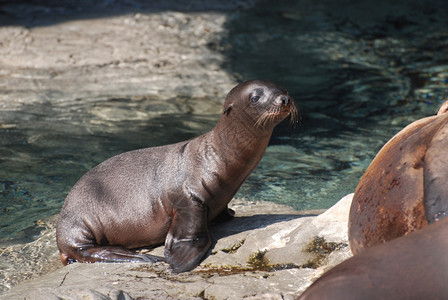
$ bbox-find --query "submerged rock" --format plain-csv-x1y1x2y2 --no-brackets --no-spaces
1,194,353,299
0,215,60,294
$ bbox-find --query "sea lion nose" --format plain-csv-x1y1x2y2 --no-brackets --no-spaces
280,95,290,106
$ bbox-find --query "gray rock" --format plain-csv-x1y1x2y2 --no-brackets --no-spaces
1,194,353,299
0,215,61,293
0,3,242,110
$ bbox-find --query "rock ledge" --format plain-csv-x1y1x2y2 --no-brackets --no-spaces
1,194,353,299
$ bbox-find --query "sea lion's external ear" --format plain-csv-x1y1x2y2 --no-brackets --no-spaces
223,103,234,116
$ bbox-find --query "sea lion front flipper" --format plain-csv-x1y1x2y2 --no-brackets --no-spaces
213,206,235,223
164,197,212,273
424,123,448,223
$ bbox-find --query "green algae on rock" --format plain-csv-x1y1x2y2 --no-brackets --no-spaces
302,236,348,269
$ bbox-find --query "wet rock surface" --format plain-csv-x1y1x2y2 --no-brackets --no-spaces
0,215,60,294
1,194,353,299
0,1,240,109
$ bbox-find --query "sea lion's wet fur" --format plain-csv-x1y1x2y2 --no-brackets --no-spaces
56,79,296,272
438,100,448,115
349,100,448,255
300,102,448,299
299,216,448,299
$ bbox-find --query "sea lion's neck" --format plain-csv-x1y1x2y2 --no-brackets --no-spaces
193,115,272,217
211,114,273,166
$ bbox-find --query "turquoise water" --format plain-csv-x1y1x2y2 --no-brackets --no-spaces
224,0,448,207
0,99,219,240
2,0,448,243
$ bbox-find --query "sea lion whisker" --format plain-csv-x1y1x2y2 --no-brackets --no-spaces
289,101,300,127
254,110,271,128
255,109,276,128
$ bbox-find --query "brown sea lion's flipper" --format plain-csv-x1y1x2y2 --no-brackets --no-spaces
164,197,212,273
424,122,448,223
212,206,235,223
61,245,165,265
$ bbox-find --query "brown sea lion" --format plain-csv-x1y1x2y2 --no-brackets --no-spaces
438,100,448,115
56,79,298,273
349,101,448,255
298,216,448,300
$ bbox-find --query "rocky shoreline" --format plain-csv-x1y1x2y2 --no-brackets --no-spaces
1,194,353,299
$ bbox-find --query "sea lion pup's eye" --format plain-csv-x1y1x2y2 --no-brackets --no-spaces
250,95,260,104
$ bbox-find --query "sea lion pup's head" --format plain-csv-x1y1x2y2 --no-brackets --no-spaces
437,100,448,116
222,79,298,131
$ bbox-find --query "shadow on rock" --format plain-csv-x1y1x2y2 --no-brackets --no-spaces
211,213,317,240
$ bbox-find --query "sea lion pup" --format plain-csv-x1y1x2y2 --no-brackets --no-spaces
349,100,448,255
56,79,298,273
298,216,448,300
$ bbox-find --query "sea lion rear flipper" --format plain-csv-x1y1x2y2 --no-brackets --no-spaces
424,124,448,223
164,197,212,273
61,245,165,264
